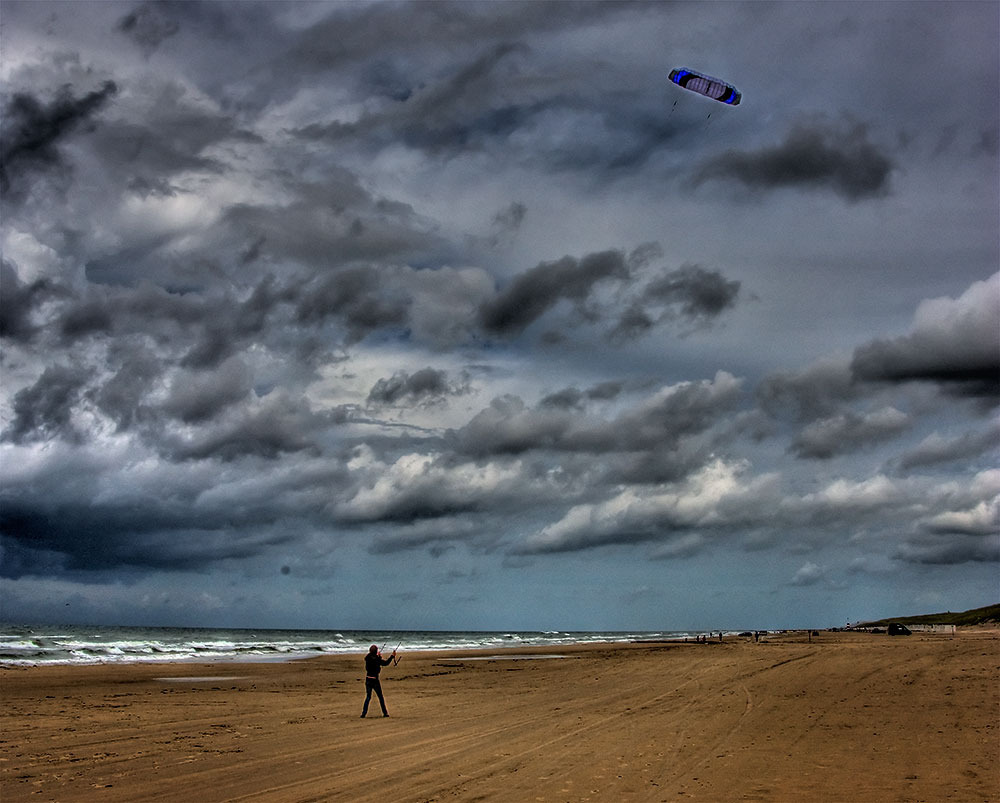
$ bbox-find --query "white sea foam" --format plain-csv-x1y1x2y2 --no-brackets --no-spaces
0,625,712,666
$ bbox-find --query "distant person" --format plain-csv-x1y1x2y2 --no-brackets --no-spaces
361,644,395,718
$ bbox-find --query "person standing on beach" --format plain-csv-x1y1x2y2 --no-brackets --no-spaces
361,644,396,718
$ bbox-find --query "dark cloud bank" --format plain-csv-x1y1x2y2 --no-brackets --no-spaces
0,81,119,200
691,118,895,201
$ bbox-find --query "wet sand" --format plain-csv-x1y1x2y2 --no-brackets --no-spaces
2,630,997,802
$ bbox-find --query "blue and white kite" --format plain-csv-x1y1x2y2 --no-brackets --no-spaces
669,68,741,105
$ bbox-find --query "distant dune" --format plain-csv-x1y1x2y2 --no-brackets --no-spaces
859,602,1000,628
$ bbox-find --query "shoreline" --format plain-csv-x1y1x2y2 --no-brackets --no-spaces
2,630,997,802
0,626,732,669
0,626,926,670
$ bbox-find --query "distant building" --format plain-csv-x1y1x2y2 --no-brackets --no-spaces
908,624,957,635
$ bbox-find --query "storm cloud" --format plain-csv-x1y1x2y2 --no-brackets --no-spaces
5,365,90,444
367,368,469,406
791,407,910,460
1,80,118,201
691,118,895,201
478,250,631,337
852,272,1000,397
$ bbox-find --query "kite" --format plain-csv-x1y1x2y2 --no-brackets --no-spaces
668,68,741,105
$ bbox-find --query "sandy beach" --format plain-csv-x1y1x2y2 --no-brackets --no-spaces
2,630,997,802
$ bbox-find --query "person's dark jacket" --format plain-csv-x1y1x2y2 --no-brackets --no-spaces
365,652,392,677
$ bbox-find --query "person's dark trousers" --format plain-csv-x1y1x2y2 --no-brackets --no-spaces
362,678,388,717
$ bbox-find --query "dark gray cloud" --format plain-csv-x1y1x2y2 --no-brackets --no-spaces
451,395,576,457
539,387,586,410
790,407,910,460
339,482,486,525
217,177,443,275
489,202,527,247
116,3,180,57
613,265,741,340
0,80,118,202
367,367,469,406
54,283,230,362
295,266,411,343
4,365,89,444
0,483,301,577
645,265,740,318
540,381,624,410
287,0,627,72
396,41,532,155
50,282,248,378
452,372,742,459
894,422,1000,472
610,372,745,453
851,274,1000,399
0,259,62,342
59,293,115,341
894,535,999,565
163,392,328,462
88,110,246,200
586,381,625,401
611,304,656,343
757,360,858,424
163,358,253,423
93,344,163,433
281,4,712,180
690,117,894,201
479,249,630,336
475,245,743,343
291,41,534,154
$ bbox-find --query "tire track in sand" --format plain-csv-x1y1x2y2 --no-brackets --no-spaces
222,651,725,802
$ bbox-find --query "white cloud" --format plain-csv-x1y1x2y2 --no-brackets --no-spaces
335,451,529,523
921,500,999,536
518,458,780,553
790,561,824,586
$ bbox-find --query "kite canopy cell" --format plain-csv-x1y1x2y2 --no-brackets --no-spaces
669,68,741,105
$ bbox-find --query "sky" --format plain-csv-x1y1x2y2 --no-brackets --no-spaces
1,1,997,632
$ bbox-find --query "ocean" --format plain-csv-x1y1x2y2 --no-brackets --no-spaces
0,624,709,667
